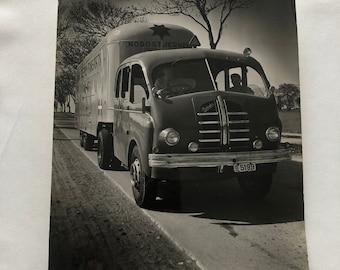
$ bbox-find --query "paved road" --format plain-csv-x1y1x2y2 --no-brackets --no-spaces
50,128,200,270
53,113,308,270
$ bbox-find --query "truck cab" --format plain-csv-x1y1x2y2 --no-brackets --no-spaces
107,48,291,207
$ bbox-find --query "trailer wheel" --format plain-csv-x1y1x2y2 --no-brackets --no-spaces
238,174,273,199
97,129,120,170
80,131,84,147
83,133,94,150
130,146,157,207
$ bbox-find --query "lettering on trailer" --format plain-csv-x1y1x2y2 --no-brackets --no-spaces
80,53,101,78
125,41,191,49
125,24,190,49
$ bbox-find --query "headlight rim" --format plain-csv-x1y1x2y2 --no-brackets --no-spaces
265,126,281,142
159,128,180,146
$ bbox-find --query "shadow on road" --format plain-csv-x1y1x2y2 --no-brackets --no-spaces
150,170,304,226
54,112,304,226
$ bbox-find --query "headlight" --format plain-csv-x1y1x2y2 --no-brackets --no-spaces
253,139,263,150
159,128,180,146
265,127,280,142
188,142,199,152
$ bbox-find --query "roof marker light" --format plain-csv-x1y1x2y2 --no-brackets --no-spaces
188,35,201,48
243,47,252,57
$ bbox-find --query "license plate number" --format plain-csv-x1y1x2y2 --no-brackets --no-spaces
233,163,256,173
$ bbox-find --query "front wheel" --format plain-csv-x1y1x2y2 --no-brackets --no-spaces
130,146,157,207
238,174,273,199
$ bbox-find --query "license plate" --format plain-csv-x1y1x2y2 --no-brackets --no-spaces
233,162,256,173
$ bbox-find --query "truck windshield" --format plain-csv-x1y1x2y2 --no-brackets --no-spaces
152,59,214,97
152,58,270,98
208,58,270,98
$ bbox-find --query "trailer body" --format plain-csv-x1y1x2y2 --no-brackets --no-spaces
75,23,199,145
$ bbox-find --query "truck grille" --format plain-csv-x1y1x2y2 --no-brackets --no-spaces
197,97,250,151
227,111,250,149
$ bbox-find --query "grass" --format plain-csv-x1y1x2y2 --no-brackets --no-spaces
279,110,302,134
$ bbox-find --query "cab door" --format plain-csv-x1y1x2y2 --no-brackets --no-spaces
114,64,131,164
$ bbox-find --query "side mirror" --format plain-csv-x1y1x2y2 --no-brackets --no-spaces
142,97,146,113
269,86,275,95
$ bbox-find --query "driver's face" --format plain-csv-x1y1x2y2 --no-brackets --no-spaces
231,75,241,85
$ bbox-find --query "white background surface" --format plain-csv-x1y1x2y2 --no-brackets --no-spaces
0,0,339,269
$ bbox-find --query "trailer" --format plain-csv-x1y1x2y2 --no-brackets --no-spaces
75,23,199,149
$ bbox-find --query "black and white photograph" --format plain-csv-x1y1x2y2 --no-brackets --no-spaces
50,0,305,269
1,0,340,269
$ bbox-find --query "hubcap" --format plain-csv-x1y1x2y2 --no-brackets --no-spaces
98,140,102,161
130,158,141,191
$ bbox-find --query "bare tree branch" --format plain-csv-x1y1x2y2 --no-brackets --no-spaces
137,0,256,49
67,1,136,40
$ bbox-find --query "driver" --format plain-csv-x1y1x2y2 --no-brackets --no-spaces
230,73,254,95
154,66,195,98
154,66,175,91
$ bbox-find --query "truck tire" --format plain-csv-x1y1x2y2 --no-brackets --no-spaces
83,133,94,151
97,129,120,170
80,131,84,147
238,174,273,199
130,146,157,208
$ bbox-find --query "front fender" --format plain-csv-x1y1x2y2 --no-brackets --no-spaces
127,112,154,176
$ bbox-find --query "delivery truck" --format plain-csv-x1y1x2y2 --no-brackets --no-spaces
75,23,291,207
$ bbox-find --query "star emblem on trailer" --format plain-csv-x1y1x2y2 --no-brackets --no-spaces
150,24,171,40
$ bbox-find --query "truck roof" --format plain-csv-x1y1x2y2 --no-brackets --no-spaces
104,22,196,44
121,48,262,70
77,23,199,71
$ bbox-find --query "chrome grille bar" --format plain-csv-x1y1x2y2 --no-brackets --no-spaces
228,112,248,116
199,130,220,134
197,112,218,116
229,120,250,124
217,96,228,145
230,138,250,142
229,129,250,133
199,139,221,143
198,121,220,125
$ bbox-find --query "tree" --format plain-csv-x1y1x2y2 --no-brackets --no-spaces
55,1,138,108
55,71,75,112
67,1,137,40
275,83,300,111
139,0,256,49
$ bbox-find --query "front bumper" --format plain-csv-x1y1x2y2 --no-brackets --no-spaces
149,148,292,168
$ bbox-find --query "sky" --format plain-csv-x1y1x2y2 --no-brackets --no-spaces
142,0,299,87
59,0,299,88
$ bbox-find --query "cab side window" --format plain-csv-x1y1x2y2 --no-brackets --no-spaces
121,66,130,99
130,64,148,104
115,69,122,98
